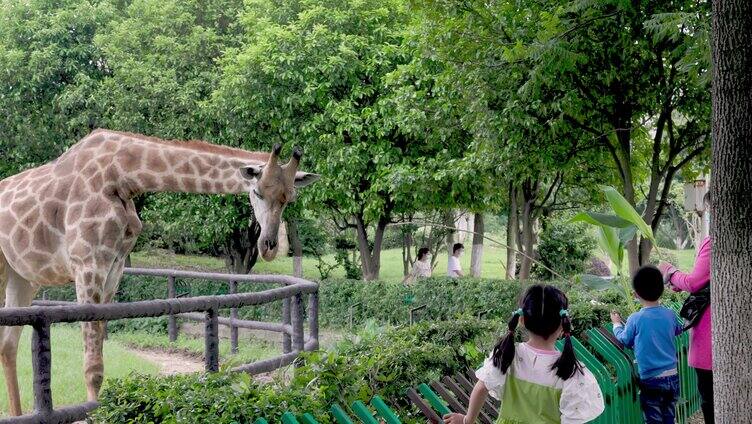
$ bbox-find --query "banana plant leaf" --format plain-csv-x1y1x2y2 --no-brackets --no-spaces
618,225,638,245
601,185,656,243
570,211,633,228
596,226,623,271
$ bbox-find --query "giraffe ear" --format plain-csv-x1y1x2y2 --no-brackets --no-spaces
294,171,320,188
240,165,264,180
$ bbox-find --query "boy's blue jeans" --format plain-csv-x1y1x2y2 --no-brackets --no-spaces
639,374,680,424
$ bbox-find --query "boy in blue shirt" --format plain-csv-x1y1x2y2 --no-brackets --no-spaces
611,265,683,424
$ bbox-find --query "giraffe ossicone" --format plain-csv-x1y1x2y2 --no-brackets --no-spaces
0,129,319,416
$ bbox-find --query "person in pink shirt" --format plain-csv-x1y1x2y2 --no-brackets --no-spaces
659,193,713,423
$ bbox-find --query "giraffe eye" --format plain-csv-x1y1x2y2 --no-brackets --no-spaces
253,189,264,200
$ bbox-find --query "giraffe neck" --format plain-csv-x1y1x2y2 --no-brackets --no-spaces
98,132,267,198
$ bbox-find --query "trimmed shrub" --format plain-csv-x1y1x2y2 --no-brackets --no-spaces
92,319,499,424
532,221,596,279
91,372,327,423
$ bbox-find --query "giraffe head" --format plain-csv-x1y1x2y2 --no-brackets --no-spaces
241,144,319,261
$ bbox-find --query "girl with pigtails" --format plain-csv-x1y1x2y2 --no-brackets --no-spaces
443,285,605,424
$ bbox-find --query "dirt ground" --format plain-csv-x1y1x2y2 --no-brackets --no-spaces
128,348,204,375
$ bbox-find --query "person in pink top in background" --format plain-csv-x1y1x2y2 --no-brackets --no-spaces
659,192,713,423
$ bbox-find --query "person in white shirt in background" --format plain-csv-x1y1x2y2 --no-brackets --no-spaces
403,247,432,285
447,243,464,278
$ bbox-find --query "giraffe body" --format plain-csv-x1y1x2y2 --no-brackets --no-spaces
0,129,318,415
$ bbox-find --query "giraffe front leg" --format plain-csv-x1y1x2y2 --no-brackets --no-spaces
75,270,108,402
1,271,38,416
81,320,106,401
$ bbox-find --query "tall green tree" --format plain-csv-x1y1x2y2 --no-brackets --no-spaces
78,0,255,272
529,0,711,271
212,0,457,280
409,0,610,279
0,0,115,178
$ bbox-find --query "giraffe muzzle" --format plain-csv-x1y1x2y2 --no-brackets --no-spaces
259,238,279,261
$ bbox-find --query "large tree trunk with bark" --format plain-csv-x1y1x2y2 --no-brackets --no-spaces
505,184,518,279
711,3,752,421
287,219,303,278
470,213,484,278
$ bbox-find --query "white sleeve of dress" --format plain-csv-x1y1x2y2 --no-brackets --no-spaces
560,366,605,424
475,356,506,400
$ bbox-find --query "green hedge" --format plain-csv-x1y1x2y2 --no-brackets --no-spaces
92,319,500,423
42,276,686,339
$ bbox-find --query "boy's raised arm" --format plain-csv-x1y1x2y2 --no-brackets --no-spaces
611,313,636,348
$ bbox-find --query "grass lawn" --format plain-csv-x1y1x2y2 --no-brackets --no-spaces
668,248,696,272
110,331,276,368
132,242,514,281
132,242,699,281
0,325,158,416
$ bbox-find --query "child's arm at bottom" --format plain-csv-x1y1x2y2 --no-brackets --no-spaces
443,381,489,424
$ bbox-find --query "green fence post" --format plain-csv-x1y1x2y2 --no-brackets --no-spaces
281,412,301,424
417,383,452,416
351,400,379,424
371,396,401,424
331,404,355,424
300,413,319,424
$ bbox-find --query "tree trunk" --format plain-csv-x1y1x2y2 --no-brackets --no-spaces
518,183,537,280
518,209,535,280
371,219,387,279
505,183,518,280
354,214,387,281
223,221,261,274
669,205,689,249
711,3,752,421
402,225,414,277
443,210,456,272
287,219,303,278
354,215,375,280
470,213,484,278
639,238,653,264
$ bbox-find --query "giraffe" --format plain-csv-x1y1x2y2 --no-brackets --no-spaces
0,129,319,416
